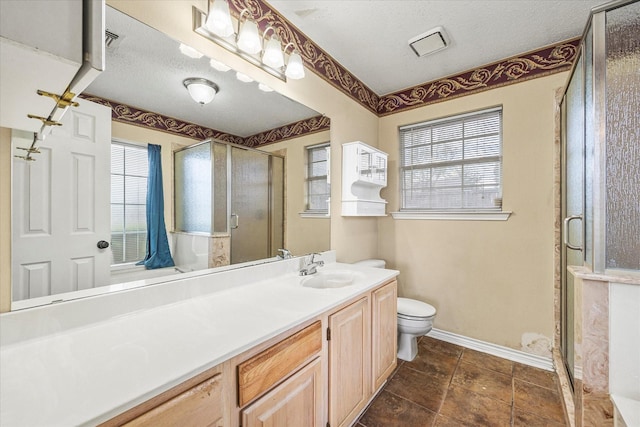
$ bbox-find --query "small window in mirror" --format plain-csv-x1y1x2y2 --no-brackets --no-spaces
305,143,330,214
111,141,148,264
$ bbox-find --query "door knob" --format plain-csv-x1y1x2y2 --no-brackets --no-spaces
97,240,110,249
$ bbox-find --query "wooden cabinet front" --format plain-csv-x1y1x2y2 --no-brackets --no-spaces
123,374,224,427
372,280,398,391
328,297,371,427
242,358,323,427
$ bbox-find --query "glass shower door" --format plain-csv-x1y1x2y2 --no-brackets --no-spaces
561,51,585,389
230,146,270,264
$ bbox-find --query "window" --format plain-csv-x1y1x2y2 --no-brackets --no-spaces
305,143,330,214
110,142,148,264
399,107,502,212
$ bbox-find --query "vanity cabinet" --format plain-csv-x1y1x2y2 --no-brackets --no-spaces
371,280,398,392
328,280,398,427
242,358,323,427
328,297,371,427
100,365,227,427
103,280,397,427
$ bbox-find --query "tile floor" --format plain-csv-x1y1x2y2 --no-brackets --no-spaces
357,336,567,427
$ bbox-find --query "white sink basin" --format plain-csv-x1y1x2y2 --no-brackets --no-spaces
301,270,359,289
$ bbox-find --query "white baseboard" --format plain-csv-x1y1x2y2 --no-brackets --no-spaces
428,328,555,372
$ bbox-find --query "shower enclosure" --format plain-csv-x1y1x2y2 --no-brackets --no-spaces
174,140,284,267
560,0,640,391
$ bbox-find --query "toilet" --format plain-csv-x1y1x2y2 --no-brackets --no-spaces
353,259,437,362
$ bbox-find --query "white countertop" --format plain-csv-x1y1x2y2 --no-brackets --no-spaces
0,253,398,426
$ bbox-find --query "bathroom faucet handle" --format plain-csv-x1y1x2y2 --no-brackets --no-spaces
277,248,292,259
309,253,324,265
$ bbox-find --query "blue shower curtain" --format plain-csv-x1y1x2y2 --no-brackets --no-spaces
137,144,175,269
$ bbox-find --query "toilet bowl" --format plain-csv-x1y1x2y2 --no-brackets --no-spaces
353,259,438,362
397,297,436,361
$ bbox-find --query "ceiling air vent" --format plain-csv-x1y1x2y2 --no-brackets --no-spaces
408,27,449,57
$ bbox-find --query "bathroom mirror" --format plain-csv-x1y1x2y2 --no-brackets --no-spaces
9,6,331,309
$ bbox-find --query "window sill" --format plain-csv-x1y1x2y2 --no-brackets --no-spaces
299,211,330,218
390,211,512,221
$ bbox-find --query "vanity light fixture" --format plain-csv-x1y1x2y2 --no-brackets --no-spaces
183,78,219,105
179,43,204,59
193,1,307,82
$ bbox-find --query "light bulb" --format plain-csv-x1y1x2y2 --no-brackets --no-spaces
205,0,234,37
263,35,285,68
237,18,261,54
285,50,305,79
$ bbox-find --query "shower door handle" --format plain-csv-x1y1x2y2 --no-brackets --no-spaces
563,214,583,251
230,213,239,229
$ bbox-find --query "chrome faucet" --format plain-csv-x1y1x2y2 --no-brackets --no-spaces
299,253,325,276
276,248,293,260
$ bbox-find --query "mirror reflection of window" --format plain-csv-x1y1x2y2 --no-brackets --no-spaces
110,141,148,265
305,143,330,214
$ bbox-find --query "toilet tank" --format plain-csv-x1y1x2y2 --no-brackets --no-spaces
353,259,386,268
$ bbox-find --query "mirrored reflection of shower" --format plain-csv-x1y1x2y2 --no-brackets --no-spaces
174,140,284,268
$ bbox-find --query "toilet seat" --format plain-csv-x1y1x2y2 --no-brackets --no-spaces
397,297,436,318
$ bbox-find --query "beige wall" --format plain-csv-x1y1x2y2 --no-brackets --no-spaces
262,131,331,256
378,73,568,354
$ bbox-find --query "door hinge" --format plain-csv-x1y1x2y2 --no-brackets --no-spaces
326,327,331,341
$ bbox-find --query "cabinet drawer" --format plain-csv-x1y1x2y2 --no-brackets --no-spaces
238,321,322,407
124,374,223,427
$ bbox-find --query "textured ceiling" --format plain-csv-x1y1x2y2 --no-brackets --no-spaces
269,0,603,95
86,7,320,138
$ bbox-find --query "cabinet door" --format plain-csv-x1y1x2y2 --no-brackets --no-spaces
124,374,223,427
242,358,323,427
372,280,397,391
329,297,370,427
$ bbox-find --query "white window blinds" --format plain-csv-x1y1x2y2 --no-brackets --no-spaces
306,143,330,212
111,142,148,264
399,107,502,211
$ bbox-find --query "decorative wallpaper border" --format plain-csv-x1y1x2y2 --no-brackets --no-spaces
377,39,580,116
79,94,330,147
226,1,578,116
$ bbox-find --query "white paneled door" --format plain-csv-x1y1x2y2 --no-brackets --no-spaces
12,99,112,302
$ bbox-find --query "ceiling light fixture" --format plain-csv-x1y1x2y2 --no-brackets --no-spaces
183,78,219,105
193,1,306,82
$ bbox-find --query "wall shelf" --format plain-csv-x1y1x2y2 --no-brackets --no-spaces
341,141,388,216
